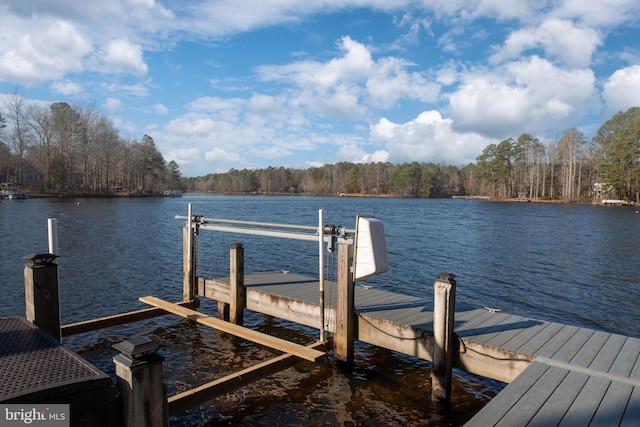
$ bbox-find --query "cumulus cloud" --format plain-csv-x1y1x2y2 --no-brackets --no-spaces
256,36,439,117
0,18,91,85
204,147,244,165
164,147,200,168
51,80,83,95
449,56,596,137
97,38,148,76
602,65,640,115
490,19,602,68
370,111,495,165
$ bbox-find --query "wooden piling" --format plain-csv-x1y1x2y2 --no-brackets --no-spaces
113,337,167,427
24,257,61,341
183,226,197,302
431,273,456,410
335,242,355,370
229,243,245,326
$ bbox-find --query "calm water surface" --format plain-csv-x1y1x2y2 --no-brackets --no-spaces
2,195,639,425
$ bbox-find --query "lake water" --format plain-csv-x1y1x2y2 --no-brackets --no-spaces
2,195,639,426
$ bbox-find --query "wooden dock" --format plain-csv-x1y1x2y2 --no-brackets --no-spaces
200,270,640,426
11,212,639,426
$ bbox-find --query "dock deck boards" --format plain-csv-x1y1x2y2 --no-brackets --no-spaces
201,271,640,426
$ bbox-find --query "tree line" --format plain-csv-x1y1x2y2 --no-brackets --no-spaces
0,91,180,194
185,107,640,202
2,91,639,202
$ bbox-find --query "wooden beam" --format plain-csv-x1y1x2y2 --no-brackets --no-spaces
61,300,200,337
139,296,325,362
335,242,355,369
168,341,327,415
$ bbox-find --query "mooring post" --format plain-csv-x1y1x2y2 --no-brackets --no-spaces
431,273,456,410
335,242,355,370
113,336,167,427
182,225,197,302
229,242,245,326
24,253,61,341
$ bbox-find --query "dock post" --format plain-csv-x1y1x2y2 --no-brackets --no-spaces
431,273,456,410
229,243,245,326
24,253,61,341
335,242,355,370
113,337,167,427
183,224,197,302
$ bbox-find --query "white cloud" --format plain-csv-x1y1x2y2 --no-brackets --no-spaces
165,147,200,167
248,94,283,114
370,111,495,165
551,0,640,27
104,97,123,110
449,56,596,137
204,147,244,165
96,38,148,76
603,65,640,115
0,17,91,85
490,19,602,68
51,80,83,95
356,150,390,164
256,36,439,117
153,103,169,114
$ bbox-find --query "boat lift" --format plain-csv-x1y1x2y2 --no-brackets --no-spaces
176,204,389,342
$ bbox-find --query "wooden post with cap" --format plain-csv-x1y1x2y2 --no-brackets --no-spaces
113,336,167,427
24,253,61,341
431,272,456,410
229,242,245,325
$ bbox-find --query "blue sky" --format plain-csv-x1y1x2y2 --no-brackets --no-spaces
1,1,639,177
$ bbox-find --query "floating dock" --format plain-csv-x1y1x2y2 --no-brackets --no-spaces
199,270,640,426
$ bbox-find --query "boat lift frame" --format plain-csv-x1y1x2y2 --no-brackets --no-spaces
176,204,354,342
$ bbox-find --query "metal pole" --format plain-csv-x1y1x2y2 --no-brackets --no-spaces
48,218,58,258
185,203,194,301
318,209,325,342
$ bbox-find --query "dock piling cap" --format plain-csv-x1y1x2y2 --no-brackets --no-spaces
113,336,162,366
22,253,58,266
437,273,456,282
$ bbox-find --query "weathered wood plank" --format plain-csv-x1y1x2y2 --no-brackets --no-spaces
495,365,568,427
167,340,326,415
61,300,199,337
568,330,611,368
515,322,565,355
245,289,323,330
609,337,640,377
546,327,595,363
621,386,640,426
464,361,549,426
139,296,325,362
463,314,529,346
500,320,555,351
590,381,633,427
587,334,627,372
558,376,610,427
533,324,582,358
455,310,505,337
484,317,545,349
526,370,590,427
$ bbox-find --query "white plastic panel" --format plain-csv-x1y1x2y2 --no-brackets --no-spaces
354,216,389,281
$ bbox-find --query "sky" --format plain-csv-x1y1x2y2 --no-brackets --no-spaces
1,1,640,177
